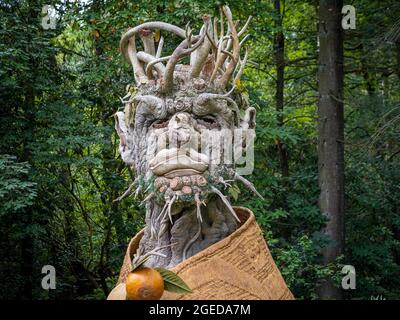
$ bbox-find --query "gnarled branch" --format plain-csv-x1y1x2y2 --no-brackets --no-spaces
161,32,207,93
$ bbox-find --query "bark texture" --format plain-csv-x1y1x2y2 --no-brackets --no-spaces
274,0,289,177
317,0,345,300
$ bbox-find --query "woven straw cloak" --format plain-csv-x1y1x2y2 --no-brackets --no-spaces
107,207,294,300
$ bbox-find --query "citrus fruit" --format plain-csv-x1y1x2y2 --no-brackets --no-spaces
125,267,164,300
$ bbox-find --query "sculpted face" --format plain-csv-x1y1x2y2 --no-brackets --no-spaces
115,74,251,204
114,6,261,268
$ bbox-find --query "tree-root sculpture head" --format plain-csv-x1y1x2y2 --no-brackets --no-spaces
115,6,261,268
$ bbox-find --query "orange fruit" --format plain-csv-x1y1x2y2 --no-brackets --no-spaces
125,267,164,300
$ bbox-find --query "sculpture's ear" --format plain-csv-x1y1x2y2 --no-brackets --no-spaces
114,111,127,150
115,111,135,166
114,111,134,166
242,107,256,130
114,112,134,166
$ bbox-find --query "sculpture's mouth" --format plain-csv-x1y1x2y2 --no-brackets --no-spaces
149,148,209,178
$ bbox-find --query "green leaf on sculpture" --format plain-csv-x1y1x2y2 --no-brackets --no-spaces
155,267,192,294
228,184,241,201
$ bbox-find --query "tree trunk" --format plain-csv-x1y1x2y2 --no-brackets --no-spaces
396,41,400,81
273,0,289,177
317,0,345,299
360,44,375,95
20,83,35,300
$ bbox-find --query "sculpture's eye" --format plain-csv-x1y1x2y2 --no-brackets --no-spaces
196,116,220,129
151,119,169,129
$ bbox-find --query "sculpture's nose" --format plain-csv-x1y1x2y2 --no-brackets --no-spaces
168,112,193,147
169,112,191,129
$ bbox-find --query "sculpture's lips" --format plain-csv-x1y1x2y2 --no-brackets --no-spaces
149,148,209,177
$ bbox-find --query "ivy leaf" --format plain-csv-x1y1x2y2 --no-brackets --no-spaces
228,183,241,201
131,255,150,271
154,268,192,294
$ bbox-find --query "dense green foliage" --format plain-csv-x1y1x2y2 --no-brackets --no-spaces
0,0,399,299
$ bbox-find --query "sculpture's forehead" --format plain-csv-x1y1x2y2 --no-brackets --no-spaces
132,85,233,122
134,73,211,96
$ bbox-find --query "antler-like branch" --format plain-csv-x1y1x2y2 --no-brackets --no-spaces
217,6,240,88
156,36,164,58
185,22,193,48
120,22,185,85
145,55,171,79
137,51,166,79
238,16,252,37
120,22,185,59
207,7,251,88
139,29,155,56
126,36,147,84
120,9,250,89
234,49,248,82
161,32,207,93
209,10,228,83
190,15,213,78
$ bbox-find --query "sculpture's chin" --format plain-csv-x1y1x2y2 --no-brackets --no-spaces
153,170,209,201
